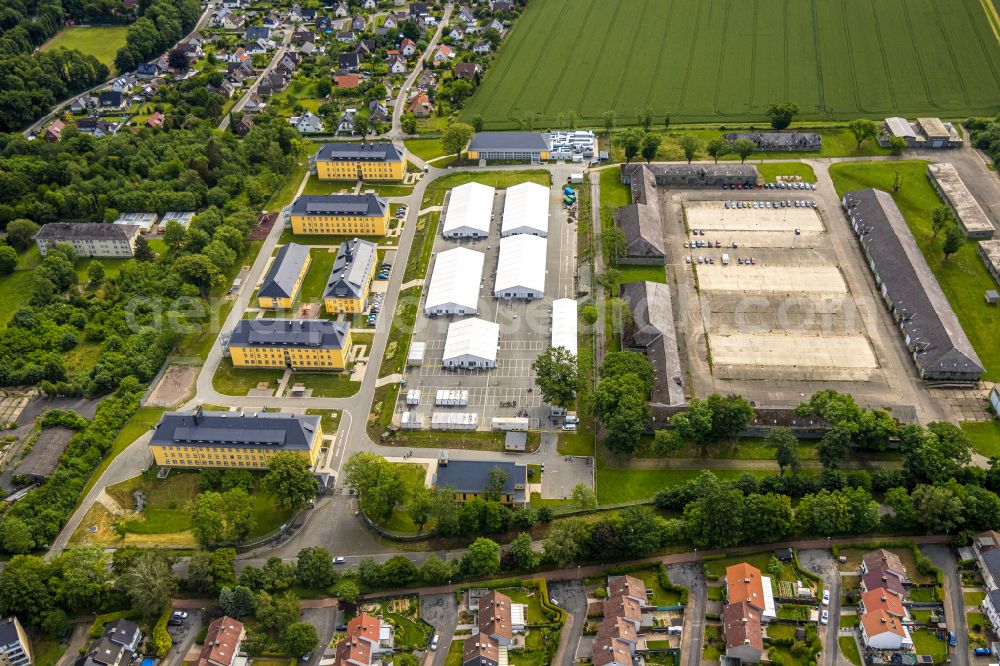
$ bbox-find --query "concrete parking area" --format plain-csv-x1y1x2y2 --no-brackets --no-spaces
394,176,577,432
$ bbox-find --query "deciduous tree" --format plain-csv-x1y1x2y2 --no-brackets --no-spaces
532,346,579,409
678,134,702,164
706,137,732,164
766,102,799,130
848,119,879,148
262,452,318,511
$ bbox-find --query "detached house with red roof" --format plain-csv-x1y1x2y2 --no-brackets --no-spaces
860,549,908,598
332,613,393,666
591,575,654,666
197,617,245,666
723,601,763,663
725,563,776,621
859,589,911,650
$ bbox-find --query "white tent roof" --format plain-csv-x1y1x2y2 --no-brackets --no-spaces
551,298,577,357
425,247,484,312
495,234,547,295
443,318,499,363
501,181,549,235
442,181,495,235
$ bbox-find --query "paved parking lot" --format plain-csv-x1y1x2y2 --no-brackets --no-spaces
687,200,824,232
395,177,577,432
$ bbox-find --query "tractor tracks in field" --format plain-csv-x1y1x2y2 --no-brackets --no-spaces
929,0,973,108
609,0,652,122
675,0,705,113
540,0,596,120
900,0,945,110
642,0,678,111
869,0,900,113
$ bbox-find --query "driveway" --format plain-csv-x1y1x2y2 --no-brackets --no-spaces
797,549,840,666
421,593,456,666
548,579,587,666
165,609,204,666
667,562,706,666
301,606,339,663
922,544,968,666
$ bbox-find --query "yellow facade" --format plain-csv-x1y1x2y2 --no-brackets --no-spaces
229,331,352,370
315,150,407,181
289,209,388,236
456,491,516,505
149,425,324,470
257,252,311,309
324,259,376,314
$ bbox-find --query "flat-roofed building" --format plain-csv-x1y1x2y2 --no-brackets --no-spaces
442,182,495,238
157,211,195,233
842,189,984,381
425,247,484,315
34,222,141,257
467,132,550,162
927,163,994,239
324,238,378,314
287,194,389,235
258,243,312,308
980,240,1000,286
494,234,546,299
551,298,577,357
500,182,549,237
228,318,351,370
435,459,527,505
149,407,323,469
0,617,31,666
114,212,158,233
881,117,962,148
312,142,407,181
443,318,499,368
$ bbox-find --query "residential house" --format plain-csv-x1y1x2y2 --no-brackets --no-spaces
473,41,491,54
337,30,354,43
289,4,304,22
355,38,376,55
136,61,160,77
291,111,325,134
245,25,271,41
859,549,908,598
417,68,437,89
338,53,361,72
83,637,129,666
975,531,1000,590
104,620,142,652
258,72,290,96
235,115,255,136
332,613,393,666
859,590,911,650
99,90,127,109
301,7,317,21
262,11,280,27
487,18,505,33
293,29,315,44
592,575,651,666
723,602,763,663
337,108,357,134
983,588,1000,636
409,2,429,18
407,92,431,117
434,459,527,506
75,118,119,138
316,16,333,31
448,24,466,40
491,0,513,13
388,55,408,74
71,93,97,112
725,563,775,621
433,44,453,62
400,37,417,56
145,112,164,129
383,14,398,28
351,15,366,32
479,590,516,645
455,62,483,81
457,5,476,24
196,617,245,666
245,39,269,55
333,3,349,17
362,0,377,9
299,41,318,55
368,101,389,124
0,617,32,666
44,120,66,142
463,635,499,666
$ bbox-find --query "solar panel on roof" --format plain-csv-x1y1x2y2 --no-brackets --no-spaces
173,427,287,445
248,329,324,346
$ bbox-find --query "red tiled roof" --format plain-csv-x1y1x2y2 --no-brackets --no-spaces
726,563,766,611
479,590,513,641
723,601,763,652
197,616,244,666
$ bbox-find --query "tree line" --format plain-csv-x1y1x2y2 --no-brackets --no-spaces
113,0,200,74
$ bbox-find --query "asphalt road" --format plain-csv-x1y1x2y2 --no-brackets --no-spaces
923,544,969,666
798,549,841,666
549,579,587,666
301,606,339,663
165,609,204,666
422,593,456,666
668,562,706,666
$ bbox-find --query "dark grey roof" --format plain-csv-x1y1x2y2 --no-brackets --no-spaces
843,189,984,378
982,549,1000,580
246,25,271,39
229,318,349,350
468,132,549,152
86,637,125,666
988,589,1000,612
619,281,684,406
17,426,74,479
104,619,141,647
315,142,404,162
35,222,139,242
290,194,387,218
151,408,320,451
0,617,25,649
259,243,311,299
723,132,822,150
324,238,377,299
615,204,664,258
637,163,758,178
435,460,526,494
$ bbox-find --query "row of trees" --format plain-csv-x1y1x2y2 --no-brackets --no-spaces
594,351,654,453
113,0,200,73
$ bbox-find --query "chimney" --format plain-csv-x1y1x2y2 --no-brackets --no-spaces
194,404,204,424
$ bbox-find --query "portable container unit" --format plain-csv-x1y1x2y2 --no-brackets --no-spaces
431,412,478,430
400,411,424,429
492,417,530,431
407,341,426,365
405,389,421,406
435,389,469,406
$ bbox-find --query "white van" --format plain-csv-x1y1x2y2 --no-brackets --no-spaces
430,635,439,650
721,253,730,266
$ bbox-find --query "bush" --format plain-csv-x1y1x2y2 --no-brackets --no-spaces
594,588,607,599
152,607,173,658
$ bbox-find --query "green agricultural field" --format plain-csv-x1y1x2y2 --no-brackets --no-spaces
41,25,130,69
463,0,1000,128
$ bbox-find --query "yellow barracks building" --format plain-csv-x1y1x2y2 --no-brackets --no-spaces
324,238,377,314
287,194,389,236
228,318,352,370
258,242,311,309
148,407,323,470
312,142,407,181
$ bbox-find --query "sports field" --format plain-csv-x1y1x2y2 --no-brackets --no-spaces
464,0,1000,128
40,25,129,69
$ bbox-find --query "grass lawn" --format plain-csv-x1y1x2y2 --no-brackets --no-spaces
80,406,165,499
829,160,1000,380
375,464,433,535
461,0,1000,127
75,257,132,284
613,264,666,287
910,627,948,663
633,567,683,605
379,286,419,377
965,591,986,607
503,587,547,625
755,162,817,183
767,625,797,641
703,551,799,583
266,152,314,211
706,585,724,601
910,609,933,624
404,137,446,161
443,640,464,666
41,25,129,69
968,611,987,631
30,632,65,666
213,358,283,395
0,245,40,326
595,467,768,505
557,433,593,456
299,247,339,301
301,176,358,196
837,546,934,584
839,614,860,628
961,421,1000,458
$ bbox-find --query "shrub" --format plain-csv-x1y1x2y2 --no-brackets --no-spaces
152,607,173,658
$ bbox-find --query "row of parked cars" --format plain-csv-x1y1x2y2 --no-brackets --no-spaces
726,200,817,209
766,181,816,190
